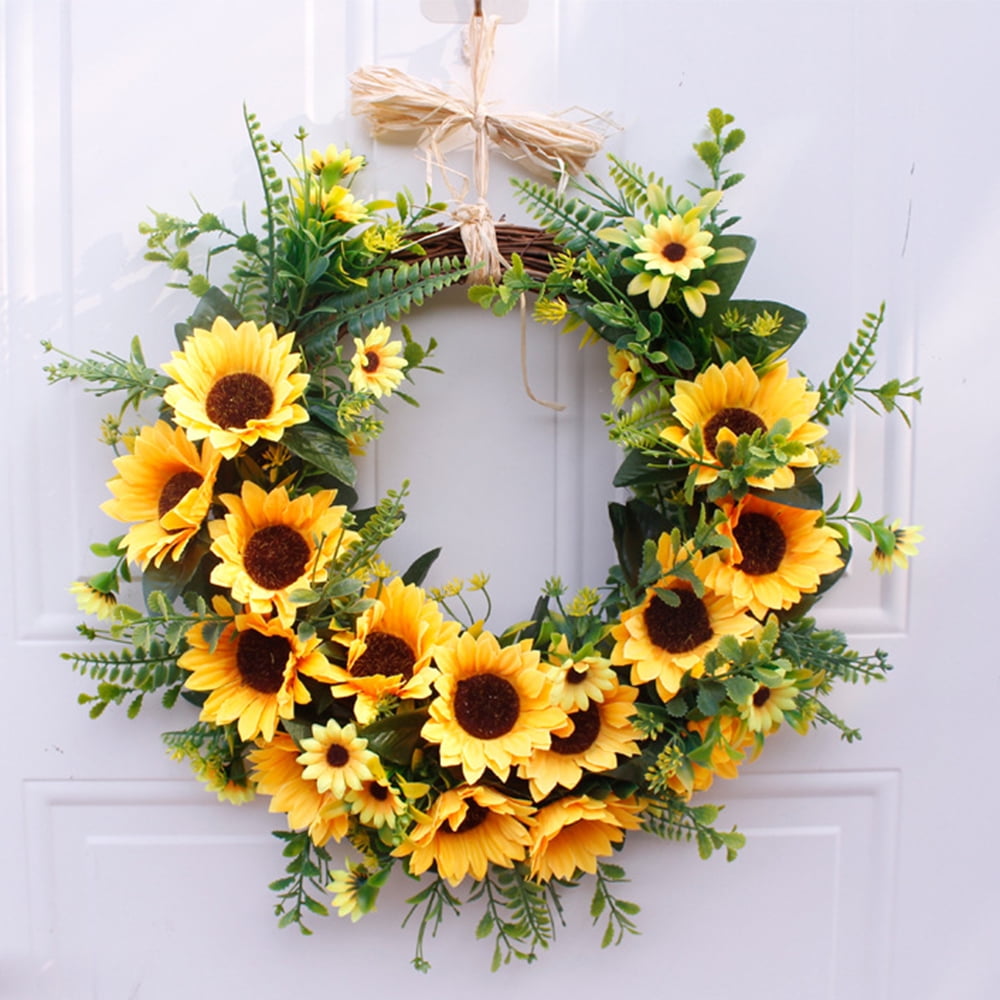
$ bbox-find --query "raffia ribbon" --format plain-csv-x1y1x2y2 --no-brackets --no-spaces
350,12,605,284
351,10,606,411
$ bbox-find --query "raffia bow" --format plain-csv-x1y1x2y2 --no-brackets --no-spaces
350,12,605,283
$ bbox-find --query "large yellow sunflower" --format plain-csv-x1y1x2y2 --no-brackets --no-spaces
100,420,221,569
660,357,826,490
422,631,569,784
393,784,535,886
209,481,358,626
180,597,338,742
329,577,460,724
348,323,406,398
518,679,643,801
705,494,844,617
528,794,644,882
611,537,756,701
162,316,309,459
248,733,350,847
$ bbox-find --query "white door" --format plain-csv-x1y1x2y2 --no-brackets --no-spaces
3,1,996,997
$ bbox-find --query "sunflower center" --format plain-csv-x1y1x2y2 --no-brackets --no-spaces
453,673,520,740
351,631,416,680
703,407,768,455
662,241,687,262
368,782,390,801
644,589,713,653
326,743,350,767
235,629,291,694
550,702,601,756
205,372,274,429
565,667,588,685
362,350,381,373
452,800,489,834
752,685,772,707
734,512,787,575
243,525,311,591
158,470,203,519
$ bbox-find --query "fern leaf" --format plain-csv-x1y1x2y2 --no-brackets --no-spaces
510,178,611,252
605,387,674,450
813,304,885,423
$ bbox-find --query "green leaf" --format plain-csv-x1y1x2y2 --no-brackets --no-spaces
402,548,441,587
665,339,696,371
724,675,757,703
187,286,244,332
282,424,356,485
476,912,495,939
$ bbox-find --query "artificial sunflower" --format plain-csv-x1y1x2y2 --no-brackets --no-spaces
660,356,826,490
611,537,756,701
348,323,406,398
209,481,358,626
162,316,309,459
626,212,716,308
422,631,569,783
528,794,644,883
299,143,365,181
296,720,379,800
329,577,460,724
519,680,643,801
738,671,800,734
608,346,642,407
545,634,618,712
180,597,338,742
100,420,221,569
706,494,844,617
870,520,923,574
68,580,118,620
345,778,407,829
248,733,350,847
666,714,754,798
393,784,534,886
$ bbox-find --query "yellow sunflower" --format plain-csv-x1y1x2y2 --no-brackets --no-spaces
180,597,338,742
626,213,716,309
422,631,569,783
329,577,460,724
296,720,379,799
528,794,644,882
660,357,826,490
345,778,407,829
666,715,752,798
738,672,800,734
162,316,309,459
209,481,358,626
248,733,350,846
870,520,923,574
706,494,844,617
393,784,535,886
299,143,365,181
519,680,643,801
545,634,618,712
69,580,118,620
611,537,756,701
349,323,406,398
608,346,642,407
100,420,221,569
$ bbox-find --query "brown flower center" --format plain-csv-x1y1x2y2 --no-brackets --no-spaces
453,673,520,740
662,241,687,262
703,407,768,456
235,629,291,694
734,512,787,576
362,350,381,373
644,589,713,654
351,631,416,680
205,372,274,429
753,685,772,707
550,702,601,756
368,782,390,801
452,800,489,834
326,743,350,767
158,470,203,519
565,666,588,685
243,524,311,591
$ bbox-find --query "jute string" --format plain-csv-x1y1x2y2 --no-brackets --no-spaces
351,7,606,409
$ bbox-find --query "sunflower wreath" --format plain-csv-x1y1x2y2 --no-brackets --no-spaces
45,106,921,972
